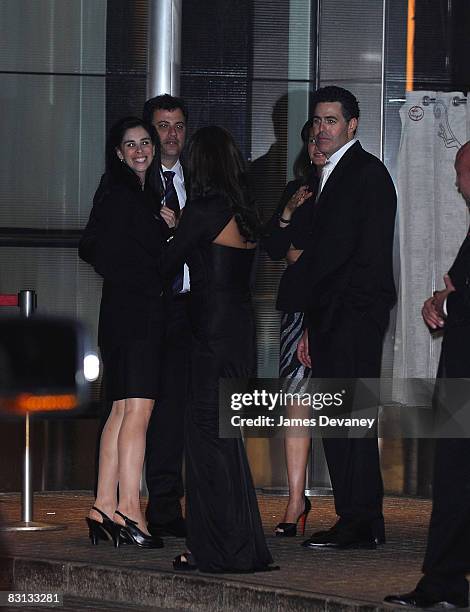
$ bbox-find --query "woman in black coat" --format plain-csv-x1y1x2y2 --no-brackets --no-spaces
80,117,174,548
263,119,326,537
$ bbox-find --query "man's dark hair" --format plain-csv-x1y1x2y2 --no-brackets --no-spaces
311,86,360,122
142,93,188,125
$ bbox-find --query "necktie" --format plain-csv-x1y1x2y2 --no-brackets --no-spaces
163,171,180,219
162,170,183,293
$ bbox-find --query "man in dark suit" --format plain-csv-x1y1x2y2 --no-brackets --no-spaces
142,94,190,538
295,86,397,549
385,141,470,609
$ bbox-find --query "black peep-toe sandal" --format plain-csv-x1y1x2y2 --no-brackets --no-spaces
173,551,197,571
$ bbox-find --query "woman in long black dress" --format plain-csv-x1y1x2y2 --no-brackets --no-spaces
160,125,275,573
263,119,326,537
80,117,171,548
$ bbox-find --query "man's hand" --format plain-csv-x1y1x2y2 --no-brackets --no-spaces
421,274,456,329
160,205,177,228
296,328,312,368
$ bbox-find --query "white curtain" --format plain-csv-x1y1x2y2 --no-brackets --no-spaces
393,91,469,404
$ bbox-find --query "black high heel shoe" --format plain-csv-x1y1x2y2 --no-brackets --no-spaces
86,506,120,546
114,510,164,549
275,496,311,537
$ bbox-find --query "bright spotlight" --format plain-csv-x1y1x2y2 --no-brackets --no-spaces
84,353,100,381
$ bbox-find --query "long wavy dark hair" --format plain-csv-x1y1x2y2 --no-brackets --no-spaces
188,126,260,241
101,116,164,208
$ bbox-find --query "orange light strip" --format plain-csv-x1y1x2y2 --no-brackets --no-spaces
406,0,415,92
1,393,78,414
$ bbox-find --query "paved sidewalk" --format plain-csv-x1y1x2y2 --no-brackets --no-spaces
0,492,431,611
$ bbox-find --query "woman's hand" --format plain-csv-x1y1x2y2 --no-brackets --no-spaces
160,205,177,229
286,248,303,265
280,186,313,225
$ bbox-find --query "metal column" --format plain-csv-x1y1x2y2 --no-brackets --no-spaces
147,0,182,97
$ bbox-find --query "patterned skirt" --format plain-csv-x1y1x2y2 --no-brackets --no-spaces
279,311,311,391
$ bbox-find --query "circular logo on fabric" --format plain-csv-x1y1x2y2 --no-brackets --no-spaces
409,106,424,121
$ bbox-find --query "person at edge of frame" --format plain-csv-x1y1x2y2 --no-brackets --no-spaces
385,141,470,610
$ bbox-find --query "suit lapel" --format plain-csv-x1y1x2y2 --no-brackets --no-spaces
309,142,362,231
316,141,362,207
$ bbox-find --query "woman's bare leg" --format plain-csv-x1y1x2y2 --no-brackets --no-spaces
114,397,154,534
283,435,311,522
89,400,125,522
281,399,311,523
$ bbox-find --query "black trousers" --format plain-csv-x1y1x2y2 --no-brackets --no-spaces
415,336,470,606
145,294,191,524
416,437,470,605
308,308,385,536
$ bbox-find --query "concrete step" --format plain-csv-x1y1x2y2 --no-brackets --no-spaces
3,554,402,612
1,594,180,611
0,492,431,611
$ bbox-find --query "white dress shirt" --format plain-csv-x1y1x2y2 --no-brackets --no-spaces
318,138,357,196
162,159,190,292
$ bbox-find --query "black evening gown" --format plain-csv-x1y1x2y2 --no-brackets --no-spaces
161,191,274,573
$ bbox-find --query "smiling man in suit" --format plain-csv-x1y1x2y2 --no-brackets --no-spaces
296,86,397,549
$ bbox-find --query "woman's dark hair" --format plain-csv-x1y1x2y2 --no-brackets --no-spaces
104,116,163,203
293,118,314,180
188,126,260,241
